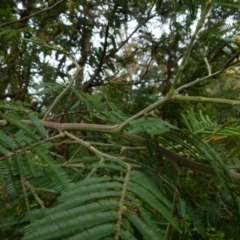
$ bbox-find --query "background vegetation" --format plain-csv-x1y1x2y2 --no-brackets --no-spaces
1,0,240,239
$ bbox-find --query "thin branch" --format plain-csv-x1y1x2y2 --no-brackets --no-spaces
43,68,81,120
115,163,131,240
81,22,110,91
168,0,213,95
173,95,240,105
35,162,83,169
117,131,240,181
31,188,56,193
64,130,124,160
61,163,84,168
81,12,156,91
0,93,15,100
1,119,240,181
24,37,82,71
24,179,45,208
0,0,66,28
175,54,237,93
85,157,105,179
21,178,29,211
117,95,172,131
204,56,212,75
0,120,119,133
0,132,65,161
23,38,82,121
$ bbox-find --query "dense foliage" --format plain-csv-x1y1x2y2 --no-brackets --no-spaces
1,0,240,239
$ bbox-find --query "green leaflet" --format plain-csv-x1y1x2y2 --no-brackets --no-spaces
33,147,72,191
124,211,164,240
28,112,47,137
2,113,36,139
67,223,115,240
23,172,179,240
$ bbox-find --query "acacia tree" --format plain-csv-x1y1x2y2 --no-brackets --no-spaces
1,0,240,239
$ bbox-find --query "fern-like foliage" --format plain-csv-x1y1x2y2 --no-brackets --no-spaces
1,1,240,239
0,102,181,239
1,97,240,239
22,170,180,240
0,111,72,235
181,108,240,138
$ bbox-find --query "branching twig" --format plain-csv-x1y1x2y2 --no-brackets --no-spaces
169,0,213,95
81,10,156,91
23,39,82,121
64,130,124,160
24,179,45,208
117,96,172,131
81,22,110,91
175,54,237,93
43,68,81,120
0,132,65,161
116,2,215,132
86,157,105,179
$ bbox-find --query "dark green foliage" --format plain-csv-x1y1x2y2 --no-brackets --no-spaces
1,0,240,239
22,173,178,240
